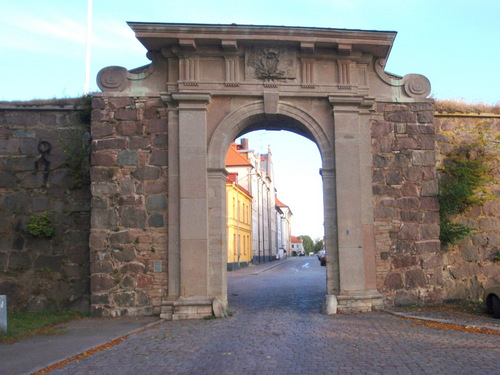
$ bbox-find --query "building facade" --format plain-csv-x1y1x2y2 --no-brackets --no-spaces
226,172,252,271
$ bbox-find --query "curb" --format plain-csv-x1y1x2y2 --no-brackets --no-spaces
251,258,294,275
30,319,163,375
380,309,500,334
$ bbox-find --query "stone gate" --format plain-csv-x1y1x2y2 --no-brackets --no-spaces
91,23,435,319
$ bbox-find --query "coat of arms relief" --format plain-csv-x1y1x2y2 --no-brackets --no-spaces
245,47,297,81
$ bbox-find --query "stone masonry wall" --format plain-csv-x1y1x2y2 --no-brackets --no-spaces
434,114,500,300
0,102,91,313
2,97,498,315
371,102,442,306
372,104,500,307
89,96,168,317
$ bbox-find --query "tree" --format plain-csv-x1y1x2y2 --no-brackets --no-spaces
313,239,324,252
297,235,314,253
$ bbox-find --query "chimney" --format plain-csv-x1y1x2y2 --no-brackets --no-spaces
241,138,249,150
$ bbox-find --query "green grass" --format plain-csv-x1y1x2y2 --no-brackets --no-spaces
0,309,88,344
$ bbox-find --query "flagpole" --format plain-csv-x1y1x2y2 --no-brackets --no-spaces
84,0,93,95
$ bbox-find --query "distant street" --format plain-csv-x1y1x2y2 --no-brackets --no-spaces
50,257,499,375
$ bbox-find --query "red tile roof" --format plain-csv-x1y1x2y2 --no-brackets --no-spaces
291,236,302,243
275,196,288,207
226,143,252,167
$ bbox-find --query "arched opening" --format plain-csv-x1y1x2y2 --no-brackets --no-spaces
224,128,326,312
207,101,339,314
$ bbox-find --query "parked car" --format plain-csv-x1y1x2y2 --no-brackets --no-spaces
316,250,326,266
320,252,326,266
484,286,500,319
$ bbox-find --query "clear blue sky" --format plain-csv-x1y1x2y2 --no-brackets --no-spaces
1,0,498,239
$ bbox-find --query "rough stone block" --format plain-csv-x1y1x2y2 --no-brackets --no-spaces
148,213,165,227
449,263,481,279
34,255,63,272
405,269,427,288
113,292,136,307
93,138,127,151
130,137,151,150
146,195,167,211
8,252,32,271
108,97,135,109
421,180,438,196
394,137,418,150
91,182,118,197
394,290,419,306
120,207,147,229
478,218,500,231
460,245,480,262
393,255,418,268
3,193,31,214
417,111,434,123
385,110,417,123
149,150,168,166
0,172,16,188
371,121,393,138
153,134,168,148
91,151,117,166
398,223,420,240
91,122,114,138
134,166,161,181
407,124,435,135
109,230,131,245
90,274,116,293
144,119,166,133
117,121,142,136
117,150,139,166
420,224,440,240
120,261,146,274
384,272,404,291
115,109,137,121
412,150,435,166
400,210,422,222
137,274,154,288
91,208,118,228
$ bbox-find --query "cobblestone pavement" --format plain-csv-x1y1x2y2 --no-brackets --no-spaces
49,258,500,375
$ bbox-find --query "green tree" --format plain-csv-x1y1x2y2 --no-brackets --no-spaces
297,235,314,253
313,239,324,252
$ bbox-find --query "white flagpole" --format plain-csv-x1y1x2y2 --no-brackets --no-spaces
84,0,93,95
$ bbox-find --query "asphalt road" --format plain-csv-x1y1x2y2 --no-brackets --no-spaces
48,257,499,375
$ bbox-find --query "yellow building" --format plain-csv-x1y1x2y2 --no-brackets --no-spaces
226,172,252,271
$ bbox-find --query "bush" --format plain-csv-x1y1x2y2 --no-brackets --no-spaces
27,212,56,239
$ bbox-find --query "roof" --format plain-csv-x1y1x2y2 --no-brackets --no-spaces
226,143,253,167
226,173,252,198
291,236,303,243
275,196,288,207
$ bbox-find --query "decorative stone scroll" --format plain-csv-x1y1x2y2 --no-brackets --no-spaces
96,52,160,92
245,47,297,80
375,58,431,99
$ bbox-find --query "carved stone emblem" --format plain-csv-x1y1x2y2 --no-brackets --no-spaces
245,47,297,80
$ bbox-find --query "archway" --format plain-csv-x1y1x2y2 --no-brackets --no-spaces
206,101,340,313
92,23,433,319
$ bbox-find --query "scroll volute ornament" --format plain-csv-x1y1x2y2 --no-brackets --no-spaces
375,58,431,99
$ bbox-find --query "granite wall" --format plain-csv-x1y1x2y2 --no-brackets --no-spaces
372,105,500,306
0,100,91,312
89,96,168,317
1,98,498,314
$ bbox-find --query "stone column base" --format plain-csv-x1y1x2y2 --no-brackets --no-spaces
337,290,384,313
160,297,228,320
322,290,384,315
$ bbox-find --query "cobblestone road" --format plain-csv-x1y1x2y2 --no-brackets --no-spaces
50,258,499,374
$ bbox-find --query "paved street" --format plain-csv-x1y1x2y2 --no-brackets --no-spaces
49,257,499,375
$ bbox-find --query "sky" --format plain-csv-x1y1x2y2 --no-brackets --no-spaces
1,0,499,239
